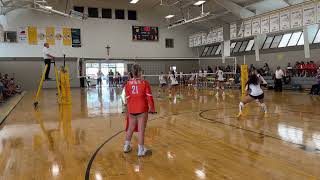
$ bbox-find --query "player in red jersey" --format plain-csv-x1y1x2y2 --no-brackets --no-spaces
123,64,155,157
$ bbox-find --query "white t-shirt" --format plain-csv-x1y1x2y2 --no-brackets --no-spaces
217,70,224,81
159,75,166,84
43,47,52,59
246,84,263,97
199,70,203,77
203,70,207,77
169,74,179,85
190,73,195,81
275,69,284,79
97,72,104,79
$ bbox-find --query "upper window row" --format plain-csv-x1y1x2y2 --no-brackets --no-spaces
74,6,137,20
201,28,320,57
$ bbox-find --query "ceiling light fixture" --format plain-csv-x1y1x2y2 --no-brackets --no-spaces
193,1,206,6
130,0,140,4
165,15,175,19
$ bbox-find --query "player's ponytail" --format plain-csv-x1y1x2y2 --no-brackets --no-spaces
132,64,142,78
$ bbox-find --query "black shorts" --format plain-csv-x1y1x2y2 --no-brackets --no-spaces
161,83,167,87
249,93,264,100
130,113,143,116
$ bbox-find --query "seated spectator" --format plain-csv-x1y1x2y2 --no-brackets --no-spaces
263,63,270,76
0,81,4,102
310,67,320,95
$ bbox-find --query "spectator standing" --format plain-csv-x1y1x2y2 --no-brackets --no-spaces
42,43,55,80
274,66,284,92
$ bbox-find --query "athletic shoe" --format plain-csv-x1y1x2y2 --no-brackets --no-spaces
123,145,132,153
138,148,152,157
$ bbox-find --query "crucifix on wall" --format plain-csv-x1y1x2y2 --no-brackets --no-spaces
105,45,111,56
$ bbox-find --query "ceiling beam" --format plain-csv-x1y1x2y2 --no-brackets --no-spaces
213,0,255,18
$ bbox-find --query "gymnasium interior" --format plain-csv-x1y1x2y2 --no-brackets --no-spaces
1,0,320,179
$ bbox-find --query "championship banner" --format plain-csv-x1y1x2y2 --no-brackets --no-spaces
280,11,290,30
17,27,27,43
261,16,270,34
212,29,217,43
55,28,63,46
244,20,252,37
202,34,207,45
270,13,280,33
189,36,194,47
28,26,38,45
46,27,55,45
317,3,320,24
206,32,212,44
230,23,237,40
237,22,244,38
63,28,72,46
193,36,197,47
291,8,302,28
303,4,316,26
38,28,46,45
71,28,81,48
217,27,223,42
252,18,261,35
241,65,248,95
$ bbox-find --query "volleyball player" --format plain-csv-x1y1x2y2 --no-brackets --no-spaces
216,67,225,96
157,72,167,97
123,64,155,157
238,74,267,117
169,70,179,98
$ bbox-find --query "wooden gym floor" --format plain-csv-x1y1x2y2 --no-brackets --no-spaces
1,87,320,180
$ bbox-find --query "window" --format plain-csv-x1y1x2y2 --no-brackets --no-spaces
287,32,302,46
215,45,222,55
245,40,254,51
206,46,214,56
201,46,209,56
262,36,274,49
210,46,219,56
88,7,99,18
102,8,112,19
115,9,125,19
270,35,282,48
74,6,84,13
128,10,137,20
313,29,320,43
4,31,17,43
278,33,292,47
298,28,318,45
233,42,242,53
165,38,174,48
230,42,236,52
239,41,248,52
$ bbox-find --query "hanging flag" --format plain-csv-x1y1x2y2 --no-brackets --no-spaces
28,26,38,45
38,27,46,45
55,28,63,46
63,28,72,46
46,27,55,45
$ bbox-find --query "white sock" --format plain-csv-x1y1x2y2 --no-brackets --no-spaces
239,102,244,113
261,103,267,113
138,144,144,153
125,141,130,147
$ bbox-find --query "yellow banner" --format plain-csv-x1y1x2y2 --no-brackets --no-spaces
63,28,72,46
46,27,55,45
28,26,38,45
241,65,248,95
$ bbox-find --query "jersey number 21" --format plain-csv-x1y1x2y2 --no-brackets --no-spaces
132,85,138,94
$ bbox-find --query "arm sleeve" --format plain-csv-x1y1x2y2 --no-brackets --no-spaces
145,81,155,112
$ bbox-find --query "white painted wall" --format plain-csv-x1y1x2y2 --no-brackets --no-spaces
0,1,197,58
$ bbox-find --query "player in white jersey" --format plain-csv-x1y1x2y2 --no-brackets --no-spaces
157,72,167,97
216,67,225,96
169,71,179,98
238,74,267,117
